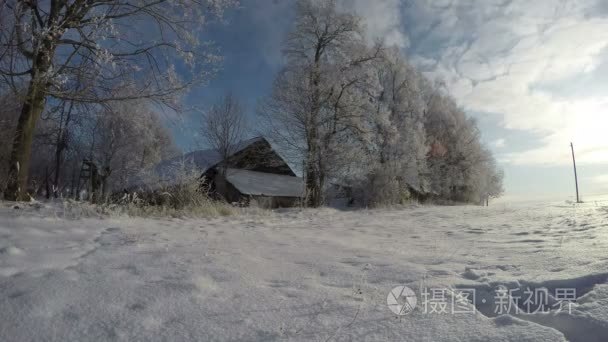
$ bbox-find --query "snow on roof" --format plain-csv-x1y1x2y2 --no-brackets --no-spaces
225,168,304,198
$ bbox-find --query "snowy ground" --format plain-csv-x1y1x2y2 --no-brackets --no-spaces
1,199,608,341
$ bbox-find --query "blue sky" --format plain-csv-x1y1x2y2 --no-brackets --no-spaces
172,0,608,201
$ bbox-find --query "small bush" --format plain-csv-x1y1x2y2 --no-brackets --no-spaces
116,162,234,218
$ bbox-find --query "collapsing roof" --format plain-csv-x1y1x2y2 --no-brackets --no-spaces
225,168,304,198
151,136,268,184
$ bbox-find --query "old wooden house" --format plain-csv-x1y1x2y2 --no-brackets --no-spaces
137,137,304,208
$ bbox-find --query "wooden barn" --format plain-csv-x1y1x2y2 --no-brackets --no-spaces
135,137,304,208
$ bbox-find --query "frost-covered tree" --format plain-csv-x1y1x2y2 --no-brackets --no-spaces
361,48,430,205
467,148,504,205
422,81,504,203
84,100,176,201
31,99,90,198
0,0,237,200
260,0,503,207
2,92,82,198
261,0,381,207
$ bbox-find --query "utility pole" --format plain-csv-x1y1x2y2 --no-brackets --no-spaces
570,142,581,203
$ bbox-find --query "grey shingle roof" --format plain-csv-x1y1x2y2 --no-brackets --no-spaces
225,168,304,198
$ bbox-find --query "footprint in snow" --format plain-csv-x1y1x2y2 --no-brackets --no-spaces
0,246,24,256
267,279,290,288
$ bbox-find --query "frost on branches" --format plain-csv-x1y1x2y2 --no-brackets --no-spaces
262,0,503,207
0,0,238,200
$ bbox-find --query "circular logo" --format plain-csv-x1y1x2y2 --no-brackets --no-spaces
387,285,417,315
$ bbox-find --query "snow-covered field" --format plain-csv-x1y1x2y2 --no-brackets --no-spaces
1,199,608,341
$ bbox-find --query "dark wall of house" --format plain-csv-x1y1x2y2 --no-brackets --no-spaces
201,168,217,193
206,172,244,204
205,172,301,208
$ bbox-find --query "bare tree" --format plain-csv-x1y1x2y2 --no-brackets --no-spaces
0,0,237,200
201,93,247,176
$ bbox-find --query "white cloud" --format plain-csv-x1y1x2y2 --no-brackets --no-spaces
584,173,608,196
407,0,608,166
341,0,408,48
589,174,608,183
492,138,506,148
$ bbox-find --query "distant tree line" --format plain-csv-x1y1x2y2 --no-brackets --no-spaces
261,0,504,207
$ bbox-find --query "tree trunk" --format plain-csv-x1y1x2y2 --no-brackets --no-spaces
44,166,50,199
70,162,78,198
53,141,64,198
3,81,47,201
100,176,108,203
90,163,99,204
305,159,320,207
305,50,323,208
4,33,56,201
53,102,73,198
305,123,322,207
100,167,111,203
